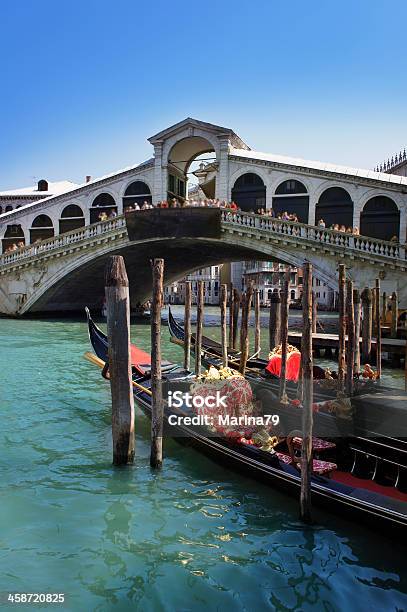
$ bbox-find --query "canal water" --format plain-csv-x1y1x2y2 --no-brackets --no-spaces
0,313,406,611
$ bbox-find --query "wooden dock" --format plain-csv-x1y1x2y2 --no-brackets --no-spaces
288,331,406,358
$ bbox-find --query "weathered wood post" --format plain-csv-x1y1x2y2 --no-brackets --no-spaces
338,264,346,395
220,283,228,367
269,291,281,350
312,291,317,334
405,338,407,392
353,288,361,375
184,281,192,371
232,288,240,350
239,285,253,375
381,291,387,324
391,291,398,338
372,287,377,331
254,288,261,355
195,281,204,376
228,283,234,349
375,279,382,379
105,256,135,466
346,279,355,396
279,268,290,404
300,262,313,523
361,287,372,363
150,258,164,468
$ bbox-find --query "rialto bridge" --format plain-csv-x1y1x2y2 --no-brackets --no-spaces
0,208,406,316
0,117,406,315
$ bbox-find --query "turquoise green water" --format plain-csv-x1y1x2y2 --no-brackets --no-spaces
0,316,406,611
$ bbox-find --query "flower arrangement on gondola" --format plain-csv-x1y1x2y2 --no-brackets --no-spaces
289,396,352,419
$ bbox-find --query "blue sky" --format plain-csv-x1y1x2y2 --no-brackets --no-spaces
0,0,406,189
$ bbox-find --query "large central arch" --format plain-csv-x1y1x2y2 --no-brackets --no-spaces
167,136,217,202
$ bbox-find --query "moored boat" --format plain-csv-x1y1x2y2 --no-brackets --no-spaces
84,309,407,536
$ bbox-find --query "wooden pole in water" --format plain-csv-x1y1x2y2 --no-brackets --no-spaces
184,281,192,371
254,288,261,355
300,262,313,523
220,283,228,367
105,255,135,466
150,258,164,468
405,337,407,392
338,264,346,395
361,287,372,363
269,291,281,350
232,288,240,350
353,288,361,375
372,287,376,332
228,283,234,349
239,284,253,375
312,291,317,334
346,279,355,396
375,279,382,379
195,281,204,376
381,292,387,324
279,268,290,404
391,291,398,338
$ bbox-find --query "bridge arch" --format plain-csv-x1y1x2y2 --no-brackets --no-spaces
30,214,54,243
272,179,309,223
315,187,353,228
90,192,117,223
360,196,400,241
59,204,85,234
122,180,152,211
231,172,266,212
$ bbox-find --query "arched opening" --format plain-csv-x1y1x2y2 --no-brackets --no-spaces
30,214,54,243
315,187,353,228
231,173,266,212
360,196,400,241
272,180,309,222
168,136,216,203
37,179,48,192
59,204,85,234
290,289,296,300
122,181,152,211
2,224,25,253
0,206,2,214
90,193,117,223
5,205,13,213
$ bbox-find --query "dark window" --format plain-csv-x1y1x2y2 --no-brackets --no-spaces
32,214,53,228
315,187,353,228
123,181,152,209
37,179,48,192
2,224,25,253
30,215,54,243
59,204,85,234
232,173,266,212
61,204,83,218
360,196,400,241
91,193,117,223
5,205,12,212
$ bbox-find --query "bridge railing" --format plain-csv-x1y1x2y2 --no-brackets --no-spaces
220,210,405,260
0,215,126,267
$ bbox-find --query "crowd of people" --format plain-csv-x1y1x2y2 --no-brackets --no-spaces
4,240,25,253
317,218,360,235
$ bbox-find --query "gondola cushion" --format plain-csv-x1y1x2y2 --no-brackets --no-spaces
265,352,301,382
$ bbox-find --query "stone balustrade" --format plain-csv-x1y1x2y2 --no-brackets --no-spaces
0,209,405,270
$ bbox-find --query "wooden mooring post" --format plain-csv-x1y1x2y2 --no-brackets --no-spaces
391,291,398,338
195,281,204,376
338,264,346,395
375,279,382,379
353,289,361,375
312,291,317,334
150,258,164,468
300,262,313,523
184,281,192,371
361,287,372,363
105,255,135,466
220,284,228,367
228,283,234,350
279,268,290,404
232,288,240,350
346,279,355,396
381,291,387,324
239,284,253,375
269,291,281,350
254,288,261,356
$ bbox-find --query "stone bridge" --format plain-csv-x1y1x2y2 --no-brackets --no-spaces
0,208,406,316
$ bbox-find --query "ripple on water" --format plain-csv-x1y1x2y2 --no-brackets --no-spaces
0,318,406,611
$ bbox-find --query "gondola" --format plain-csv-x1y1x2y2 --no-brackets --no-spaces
167,307,382,401
85,309,407,536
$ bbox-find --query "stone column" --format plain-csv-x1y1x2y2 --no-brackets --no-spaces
216,138,230,201
153,142,166,203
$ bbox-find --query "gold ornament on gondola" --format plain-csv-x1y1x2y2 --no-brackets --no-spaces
268,344,300,360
